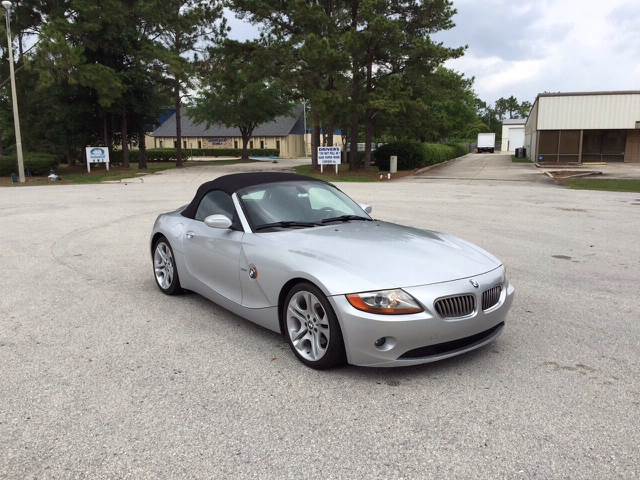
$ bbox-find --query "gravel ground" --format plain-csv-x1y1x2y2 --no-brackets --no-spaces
1,157,639,479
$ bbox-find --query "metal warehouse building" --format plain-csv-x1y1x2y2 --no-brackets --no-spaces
501,118,526,152
525,91,640,163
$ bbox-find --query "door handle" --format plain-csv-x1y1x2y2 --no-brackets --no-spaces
186,232,194,239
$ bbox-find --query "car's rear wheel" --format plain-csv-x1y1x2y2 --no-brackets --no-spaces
283,282,346,369
153,237,182,295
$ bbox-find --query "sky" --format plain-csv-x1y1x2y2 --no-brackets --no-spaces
226,0,640,105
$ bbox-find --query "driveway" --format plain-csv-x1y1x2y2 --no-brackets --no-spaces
1,162,639,478
412,152,547,184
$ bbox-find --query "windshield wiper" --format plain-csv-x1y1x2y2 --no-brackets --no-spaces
254,221,321,231
321,215,372,224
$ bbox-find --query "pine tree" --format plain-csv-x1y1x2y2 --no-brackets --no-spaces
154,0,226,167
191,40,292,161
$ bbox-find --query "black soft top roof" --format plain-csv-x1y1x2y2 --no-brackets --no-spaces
181,172,324,219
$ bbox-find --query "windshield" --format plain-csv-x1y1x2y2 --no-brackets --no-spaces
238,181,370,231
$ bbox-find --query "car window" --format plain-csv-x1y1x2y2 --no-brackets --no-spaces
195,190,237,223
242,190,265,201
238,181,367,229
307,186,354,215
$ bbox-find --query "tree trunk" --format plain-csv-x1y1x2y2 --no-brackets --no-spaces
121,111,130,168
349,106,359,170
326,123,334,147
138,126,148,170
348,1,361,170
349,62,361,169
240,132,251,161
107,114,114,148
364,53,374,168
175,81,184,168
66,130,75,166
311,112,321,168
364,115,374,167
102,113,109,146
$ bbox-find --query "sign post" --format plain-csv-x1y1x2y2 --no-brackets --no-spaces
390,155,398,173
85,147,110,173
317,146,341,174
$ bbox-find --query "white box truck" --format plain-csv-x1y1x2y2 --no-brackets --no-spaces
476,133,496,153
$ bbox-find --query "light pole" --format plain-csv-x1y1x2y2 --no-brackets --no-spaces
3,1,25,183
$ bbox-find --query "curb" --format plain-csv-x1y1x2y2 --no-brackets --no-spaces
544,171,603,181
413,154,471,176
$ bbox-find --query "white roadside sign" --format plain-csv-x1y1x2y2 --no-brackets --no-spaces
317,146,341,173
85,146,110,173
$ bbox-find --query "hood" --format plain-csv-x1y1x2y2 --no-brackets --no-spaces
273,221,501,294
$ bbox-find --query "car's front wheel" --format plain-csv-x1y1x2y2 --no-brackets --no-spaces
153,236,182,295
283,282,346,369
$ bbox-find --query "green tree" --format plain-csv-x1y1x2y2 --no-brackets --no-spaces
231,0,350,167
154,0,226,167
116,0,172,168
519,100,532,118
19,0,190,169
234,0,462,169
191,40,292,161
495,95,531,119
341,0,463,169
474,98,501,136
32,0,130,163
377,67,480,143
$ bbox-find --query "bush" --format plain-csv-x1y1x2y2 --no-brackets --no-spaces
374,141,424,170
110,147,280,164
0,152,58,176
374,141,469,170
448,142,470,158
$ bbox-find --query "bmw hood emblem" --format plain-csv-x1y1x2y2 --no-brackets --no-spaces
469,279,479,288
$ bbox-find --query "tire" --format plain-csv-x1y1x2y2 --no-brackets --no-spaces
282,282,346,369
152,236,183,295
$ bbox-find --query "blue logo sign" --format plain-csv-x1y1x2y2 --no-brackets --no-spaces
90,148,106,161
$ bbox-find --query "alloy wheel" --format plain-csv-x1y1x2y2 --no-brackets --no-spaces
286,290,331,361
154,242,174,290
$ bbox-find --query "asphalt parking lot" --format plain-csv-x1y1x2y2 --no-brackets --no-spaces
1,158,639,479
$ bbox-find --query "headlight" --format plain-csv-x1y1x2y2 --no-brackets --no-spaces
345,289,423,315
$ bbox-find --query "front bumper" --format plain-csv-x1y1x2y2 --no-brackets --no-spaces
328,267,514,367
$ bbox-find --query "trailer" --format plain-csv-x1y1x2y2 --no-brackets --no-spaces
476,133,496,153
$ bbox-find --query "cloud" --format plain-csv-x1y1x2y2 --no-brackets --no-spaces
437,0,567,61
224,1,640,104
439,0,640,103
448,55,544,96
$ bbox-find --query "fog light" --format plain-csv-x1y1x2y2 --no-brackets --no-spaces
374,336,397,352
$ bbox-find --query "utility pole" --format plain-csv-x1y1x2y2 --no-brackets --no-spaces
3,1,25,183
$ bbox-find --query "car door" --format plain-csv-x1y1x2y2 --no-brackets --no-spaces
182,190,244,304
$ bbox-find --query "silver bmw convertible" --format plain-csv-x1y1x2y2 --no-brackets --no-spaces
150,172,514,369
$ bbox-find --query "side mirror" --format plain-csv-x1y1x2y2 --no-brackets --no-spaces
204,214,232,229
360,203,373,214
